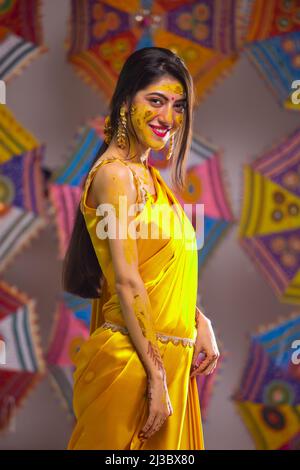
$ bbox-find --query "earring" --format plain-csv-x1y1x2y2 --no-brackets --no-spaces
166,134,174,160
117,106,127,149
103,115,112,145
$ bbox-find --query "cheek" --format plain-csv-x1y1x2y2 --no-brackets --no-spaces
132,106,156,133
175,114,183,128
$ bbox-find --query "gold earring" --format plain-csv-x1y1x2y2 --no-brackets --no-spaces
103,115,112,145
117,106,127,149
166,134,174,160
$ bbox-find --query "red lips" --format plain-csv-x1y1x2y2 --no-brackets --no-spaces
149,125,170,137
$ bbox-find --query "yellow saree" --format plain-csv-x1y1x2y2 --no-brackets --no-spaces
67,157,205,450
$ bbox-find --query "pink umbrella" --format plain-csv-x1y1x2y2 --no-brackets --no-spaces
0,280,46,432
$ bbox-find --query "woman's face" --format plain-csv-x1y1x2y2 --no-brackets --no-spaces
128,76,186,152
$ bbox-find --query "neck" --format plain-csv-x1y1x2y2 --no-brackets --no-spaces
108,135,151,166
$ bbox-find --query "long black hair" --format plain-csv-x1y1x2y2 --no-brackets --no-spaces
62,47,195,299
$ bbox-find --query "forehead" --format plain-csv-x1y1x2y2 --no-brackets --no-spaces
142,77,185,98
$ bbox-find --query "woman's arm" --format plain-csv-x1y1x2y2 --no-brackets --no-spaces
92,161,166,381
92,161,173,440
195,305,209,328
191,305,220,377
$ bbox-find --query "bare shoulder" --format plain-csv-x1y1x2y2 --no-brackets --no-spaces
93,158,133,186
91,158,137,205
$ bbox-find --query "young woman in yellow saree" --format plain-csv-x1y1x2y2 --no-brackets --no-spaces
63,47,220,450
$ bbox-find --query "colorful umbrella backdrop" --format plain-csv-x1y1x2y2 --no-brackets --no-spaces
232,311,300,450
238,126,300,305
67,0,300,111
49,115,104,259
0,280,46,433
244,0,300,43
45,295,91,420
150,132,235,273
0,106,47,274
65,0,254,104
245,31,300,111
242,1,300,110
0,0,47,82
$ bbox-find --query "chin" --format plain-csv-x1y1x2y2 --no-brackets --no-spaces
147,140,167,151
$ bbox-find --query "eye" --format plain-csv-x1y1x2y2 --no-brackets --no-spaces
149,98,186,112
175,103,186,113
150,98,162,105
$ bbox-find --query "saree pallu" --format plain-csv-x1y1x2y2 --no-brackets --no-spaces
67,162,205,450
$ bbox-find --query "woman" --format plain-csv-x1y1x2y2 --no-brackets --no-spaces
64,47,220,450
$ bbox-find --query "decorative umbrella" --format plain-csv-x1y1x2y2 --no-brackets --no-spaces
0,105,40,163
49,115,104,259
0,280,46,432
150,132,235,272
238,126,300,305
65,0,251,104
0,0,47,82
232,312,300,450
46,295,91,420
244,0,300,43
0,106,47,274
48,184,82,259
240,0,300,109
245,31,300,111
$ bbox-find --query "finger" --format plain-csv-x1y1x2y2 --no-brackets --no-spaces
145,416,165,439
148,421,165,439
191,358,217,377
141,412,156,435
191,365,216,377
202,361,217,375
192,355,210,373
191,349,201,367
144,413,164,438
197,354,219,372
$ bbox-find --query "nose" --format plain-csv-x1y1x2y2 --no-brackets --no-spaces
158,102,174,128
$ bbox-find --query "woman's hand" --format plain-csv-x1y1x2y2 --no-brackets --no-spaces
139,372,173,441
190,307,220,378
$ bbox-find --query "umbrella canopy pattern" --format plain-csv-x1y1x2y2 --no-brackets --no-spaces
65,0,252,104
0,280,46,432
0,0,47,82
242,0,300,110
245,0,300,43
0,106,47,274
150,132,235,272
232,312,300,450
245,31,300,111
49,116,104,259
46,297,91,420
48,184,82,259
239,127,300,305
0,105,39,164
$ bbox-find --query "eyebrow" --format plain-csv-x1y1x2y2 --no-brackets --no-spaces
146,92,187,103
